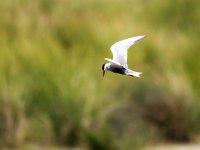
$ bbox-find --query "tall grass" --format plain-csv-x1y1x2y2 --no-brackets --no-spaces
0,0,200,149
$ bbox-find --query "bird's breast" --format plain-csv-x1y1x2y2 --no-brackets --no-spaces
110,66,126,74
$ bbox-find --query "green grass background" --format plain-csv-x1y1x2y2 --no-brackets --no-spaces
0,0,200,149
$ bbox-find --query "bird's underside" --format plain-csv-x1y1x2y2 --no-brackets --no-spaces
109,64,126,75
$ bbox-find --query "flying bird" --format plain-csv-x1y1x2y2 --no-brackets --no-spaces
102,35,145,77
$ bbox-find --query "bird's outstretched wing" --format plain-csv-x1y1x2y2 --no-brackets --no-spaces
110,35,145,66
104,58,127,69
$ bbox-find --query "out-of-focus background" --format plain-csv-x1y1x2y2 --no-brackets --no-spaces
0,0,200,149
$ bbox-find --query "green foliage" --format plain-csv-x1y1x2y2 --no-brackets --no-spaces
0,0,200,149
131,81,196,142
86,125,115,150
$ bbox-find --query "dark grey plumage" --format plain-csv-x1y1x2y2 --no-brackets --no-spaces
109,65,125,75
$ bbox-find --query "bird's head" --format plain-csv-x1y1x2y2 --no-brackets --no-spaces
102,63,106,77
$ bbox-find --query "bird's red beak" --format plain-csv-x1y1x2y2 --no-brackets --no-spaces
103,71,105,77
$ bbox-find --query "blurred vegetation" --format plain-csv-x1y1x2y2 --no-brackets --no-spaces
0,0,200,149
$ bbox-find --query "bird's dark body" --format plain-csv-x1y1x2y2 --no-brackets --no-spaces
110,66,126,75
101,63,132,76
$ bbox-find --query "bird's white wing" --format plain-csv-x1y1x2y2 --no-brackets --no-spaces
110,35,145,66
104,58,121,66
104,58,128,69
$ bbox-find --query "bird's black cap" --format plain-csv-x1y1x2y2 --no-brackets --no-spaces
102,63,106,71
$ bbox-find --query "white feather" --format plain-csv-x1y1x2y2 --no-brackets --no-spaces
126,69,142,77
104,58,127,69
110,35,145,66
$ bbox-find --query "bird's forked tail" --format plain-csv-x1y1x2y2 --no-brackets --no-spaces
126,69,142,77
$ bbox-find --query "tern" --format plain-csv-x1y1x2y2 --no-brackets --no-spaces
102,35,145,77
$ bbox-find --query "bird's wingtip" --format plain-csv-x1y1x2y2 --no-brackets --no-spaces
133,35,146,42
104,58,111,61
139,35,146,39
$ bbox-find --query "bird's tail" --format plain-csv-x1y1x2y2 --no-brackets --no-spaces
126,69,142,77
